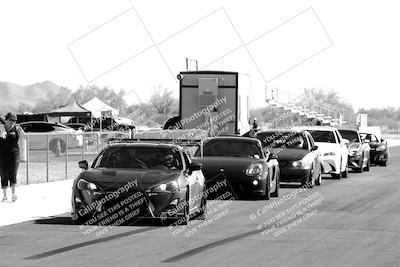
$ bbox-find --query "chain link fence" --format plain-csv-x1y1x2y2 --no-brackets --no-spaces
16,131,131,185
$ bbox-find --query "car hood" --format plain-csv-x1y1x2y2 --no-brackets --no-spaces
192,156,264,180
271,148,309,161
314,142,339,154
79,168,181,191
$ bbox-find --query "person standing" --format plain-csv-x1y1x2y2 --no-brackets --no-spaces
0,113,25,202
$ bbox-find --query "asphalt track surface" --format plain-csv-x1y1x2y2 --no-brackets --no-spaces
1,147,399,267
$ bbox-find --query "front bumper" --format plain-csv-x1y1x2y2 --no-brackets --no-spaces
205,173,267,197
370,149,388,163
320,155,340,174
348,154,363,169
278,167,310,183
71,187,188,224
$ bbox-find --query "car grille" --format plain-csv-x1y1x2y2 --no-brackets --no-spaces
278,160,288,167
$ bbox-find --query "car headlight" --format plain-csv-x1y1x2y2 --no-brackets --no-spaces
152,181,179,192
77,179,98,191
323,151,336,156
245,163,263,176
349,149,361,156
376,145,386,151
291,159,311,168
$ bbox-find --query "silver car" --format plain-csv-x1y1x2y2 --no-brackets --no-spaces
20,121,83,153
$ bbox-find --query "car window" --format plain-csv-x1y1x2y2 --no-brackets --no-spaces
195,139,263,158
308,130,337,144
339,130,360,143
29,123,55,132
182,152,191,170
307,134,315,148
370,134,378,142
256,132,309,150
94,146,183,170
334,130,341,143
53,125,71,132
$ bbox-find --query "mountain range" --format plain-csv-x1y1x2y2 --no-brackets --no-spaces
0,81,62,114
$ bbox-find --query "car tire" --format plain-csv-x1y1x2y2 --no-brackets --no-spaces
315,167,322,186
263,174,271,200
194,197,207,220
271,172,279,198
302,168,314,188
342,164,348,178
356,156,364,173
364,159,370,171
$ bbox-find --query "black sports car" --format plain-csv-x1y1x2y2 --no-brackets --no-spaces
71,142,206,225
256,129,322,187
339,129,371,172
360,133,389,166
192,136,279,199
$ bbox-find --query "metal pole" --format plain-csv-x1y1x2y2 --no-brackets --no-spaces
65,134,68,180
26,134,29,185
46,134,49,182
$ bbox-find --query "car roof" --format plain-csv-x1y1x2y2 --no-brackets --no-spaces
106,142,182,150
293,126,338,131
256,129,306,134
205,136,260,143
20,121,71,128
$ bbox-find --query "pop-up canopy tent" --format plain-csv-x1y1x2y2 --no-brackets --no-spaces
82,97,119,118
48,99,92,122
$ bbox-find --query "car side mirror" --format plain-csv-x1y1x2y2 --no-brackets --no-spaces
189,161,202,174
267,154,278,162
381,138,385,143
79,160,88,170
311,145,318,151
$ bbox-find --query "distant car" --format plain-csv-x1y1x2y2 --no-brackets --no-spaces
256,129,322,187
293,126,349,179
19,121,83,153
192,136,279,199
360,133,389,166
71,142,206,225
65,123,87,131
339,129,370,172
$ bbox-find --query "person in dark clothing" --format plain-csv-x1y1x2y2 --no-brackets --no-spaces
0,113,25,202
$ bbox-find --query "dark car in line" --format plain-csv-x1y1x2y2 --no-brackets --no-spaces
360,133,389,166
256,129,322,187
71,142,207,225
192,136,279,200
339,129,370,172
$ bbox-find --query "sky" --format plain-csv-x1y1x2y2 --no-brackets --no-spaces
0,0,399,111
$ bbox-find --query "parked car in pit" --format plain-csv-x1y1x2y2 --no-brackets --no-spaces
71,142,207,225
19,121,83,153
360,133,389,166
293,126,349,179
339,129,370,172
192,136,279,199
256,129,322,187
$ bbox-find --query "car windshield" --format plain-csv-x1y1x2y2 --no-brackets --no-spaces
256,132,308,150
307,130,337,143
195,139,262,158
339,130,360,143
94,146,183,170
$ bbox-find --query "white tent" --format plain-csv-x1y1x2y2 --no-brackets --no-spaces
82,97,119,118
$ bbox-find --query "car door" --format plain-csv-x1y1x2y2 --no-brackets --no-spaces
182,151,200,213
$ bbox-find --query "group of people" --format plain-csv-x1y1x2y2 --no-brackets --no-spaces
0,112,24,202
